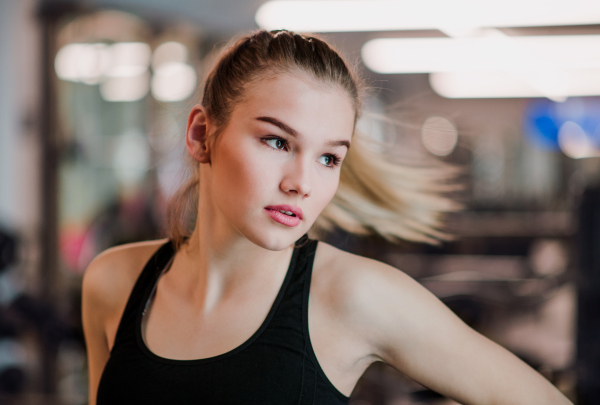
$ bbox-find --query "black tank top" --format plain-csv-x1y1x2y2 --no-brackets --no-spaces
97,236,350,404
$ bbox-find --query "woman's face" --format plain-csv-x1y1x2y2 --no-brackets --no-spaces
206,72,355,250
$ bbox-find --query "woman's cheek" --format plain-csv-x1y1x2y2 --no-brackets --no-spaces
223,145,277,205
311,175,340,219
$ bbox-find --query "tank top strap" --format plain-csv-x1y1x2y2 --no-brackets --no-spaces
258,235,317,344
246,234,312,338
266,237,349,402
111,240,175,352
286,234,317,302
298,239,350,402
292,233,318,286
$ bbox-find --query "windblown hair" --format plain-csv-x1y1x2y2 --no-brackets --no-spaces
167,29,459,248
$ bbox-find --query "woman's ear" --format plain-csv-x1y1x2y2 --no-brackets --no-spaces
186,105,212,163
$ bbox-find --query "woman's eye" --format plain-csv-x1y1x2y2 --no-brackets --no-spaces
264,137,287,150
318,155,332,166
317,154,339,168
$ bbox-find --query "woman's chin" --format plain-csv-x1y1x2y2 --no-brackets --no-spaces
243,227,306,251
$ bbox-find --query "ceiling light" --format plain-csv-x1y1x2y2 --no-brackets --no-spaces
256,0,600,33
430,68,600,99
362,35,600,74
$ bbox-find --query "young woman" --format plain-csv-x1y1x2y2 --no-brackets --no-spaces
82,30,572,404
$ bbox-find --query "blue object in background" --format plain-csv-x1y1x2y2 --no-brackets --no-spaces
524,99,561,151
523,97,600,151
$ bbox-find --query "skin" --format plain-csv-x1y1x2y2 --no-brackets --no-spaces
82,72,572,405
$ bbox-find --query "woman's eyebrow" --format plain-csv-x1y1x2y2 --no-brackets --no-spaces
327,140,350,149
256,116,350,149
256,116,299,137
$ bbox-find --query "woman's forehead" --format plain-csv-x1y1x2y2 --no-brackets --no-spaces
234,73,355,136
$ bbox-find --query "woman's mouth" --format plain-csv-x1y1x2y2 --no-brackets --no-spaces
264,205,303,227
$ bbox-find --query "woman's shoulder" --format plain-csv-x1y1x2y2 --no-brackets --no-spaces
313,241,456,355
82,239,169,317
314,240,413,289
313,241,422,321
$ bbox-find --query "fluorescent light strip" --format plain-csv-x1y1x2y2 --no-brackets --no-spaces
256,0,600,33
430,68,600,98
361,35,600,74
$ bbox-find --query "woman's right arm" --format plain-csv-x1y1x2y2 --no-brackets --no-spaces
82,255,112,405
82,240,168,405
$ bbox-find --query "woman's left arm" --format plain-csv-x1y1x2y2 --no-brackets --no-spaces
352,259,573,405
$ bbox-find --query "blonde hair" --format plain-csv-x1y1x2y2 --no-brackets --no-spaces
167,29,459,248
313,131,460,244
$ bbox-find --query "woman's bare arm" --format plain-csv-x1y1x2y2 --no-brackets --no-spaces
82,258,112,405
81,240,167,405
339,254,572,405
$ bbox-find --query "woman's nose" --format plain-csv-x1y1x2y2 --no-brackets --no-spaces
280,157,311,197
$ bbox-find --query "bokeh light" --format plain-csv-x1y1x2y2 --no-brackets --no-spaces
558,121,600,159
151,62,197,102
54,43,111,84
55,41,152,102
420,116,458,156
104,42,151,78
112,130,151,185
152,41,188,69
99,72,150,102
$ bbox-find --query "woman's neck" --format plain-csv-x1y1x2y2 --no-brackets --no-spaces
165,183,294,310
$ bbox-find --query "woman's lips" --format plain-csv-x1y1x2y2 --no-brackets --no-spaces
264,205,303,227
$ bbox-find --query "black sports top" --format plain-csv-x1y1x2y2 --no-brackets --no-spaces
97,236,350,404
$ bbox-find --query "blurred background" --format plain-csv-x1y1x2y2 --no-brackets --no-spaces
1,0,600,403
